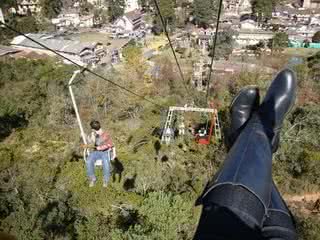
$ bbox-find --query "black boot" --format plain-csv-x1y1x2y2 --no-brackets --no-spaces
258,69,297,152
226,86,260,149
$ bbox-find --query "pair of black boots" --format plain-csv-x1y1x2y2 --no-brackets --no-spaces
228,69,297,152
195,69,298,240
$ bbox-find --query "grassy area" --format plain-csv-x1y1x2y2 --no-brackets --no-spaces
283,48,320,57
71,31,112,45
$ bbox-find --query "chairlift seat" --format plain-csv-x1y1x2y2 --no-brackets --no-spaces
84,147,116,167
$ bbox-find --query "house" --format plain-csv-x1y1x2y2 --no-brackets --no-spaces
52,13,94,29
87,0,103,6
236,30,274,47
223,0,252,16
239,0,252,14
103,39,131,64
17,0,41,16
240,14,258,30
52,13,81,30
10,34,105,66
114,10,142,32
302,0,320,8
79,14,94,28
125,0,140,13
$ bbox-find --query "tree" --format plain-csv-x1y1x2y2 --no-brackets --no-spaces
209,30,237,60
108,0,125,22
41,0,63,18
312,31,320,43
252,0,277,22
152,0,176,32
80,0,94,15
122,44,147,78
0,0,16,15
268,32,288,51
193,0,217,28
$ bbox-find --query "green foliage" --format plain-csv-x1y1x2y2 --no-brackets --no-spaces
209,30,237,60
0,14,40,44
41,0,63,19
108,0,125,22
152,0,176,33
0,58,75,126
111,192,196,240
312,31,320,43
1,57,320,240
269,32,289,50
80,0,94,16
0,0,16,15
193,0,217,28
297,216,320,240
252,0,277,22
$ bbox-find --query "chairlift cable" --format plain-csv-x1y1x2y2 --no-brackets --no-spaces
152,0,193,97
205,0,224,105
0,21,165,109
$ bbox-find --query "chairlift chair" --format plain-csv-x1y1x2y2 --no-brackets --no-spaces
68,70,117,167
196,112,217,145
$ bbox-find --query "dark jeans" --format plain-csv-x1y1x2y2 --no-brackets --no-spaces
194,114,297,240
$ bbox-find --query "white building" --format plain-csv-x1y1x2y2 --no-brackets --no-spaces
114,10,142,32
240,15,258,30
223,0,252,16
17,0,41,16
303,0,320,9
52,14,94,29
236,30,274,46
11,34,105,66
125,0,140,13
87,0,103,6
79,14,94,28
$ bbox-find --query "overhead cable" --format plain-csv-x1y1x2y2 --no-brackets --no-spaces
205,0,224,105
0,21,165,109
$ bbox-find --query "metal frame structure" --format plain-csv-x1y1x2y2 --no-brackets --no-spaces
68,70,116,166
161,106,222,145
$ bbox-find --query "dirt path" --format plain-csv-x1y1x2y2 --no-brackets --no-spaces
284,193,320,215
284,193,320,203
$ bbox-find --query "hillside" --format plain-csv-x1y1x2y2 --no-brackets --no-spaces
0,52,320,239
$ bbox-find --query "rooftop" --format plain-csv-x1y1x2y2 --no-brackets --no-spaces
124,10,142,22
11,34,101,55
0,45,21,57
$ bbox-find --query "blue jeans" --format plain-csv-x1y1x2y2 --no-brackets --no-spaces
86,150,111,182
194,114,297,239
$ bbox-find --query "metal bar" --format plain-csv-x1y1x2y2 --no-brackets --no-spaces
169,106,216,113
68,70,87,145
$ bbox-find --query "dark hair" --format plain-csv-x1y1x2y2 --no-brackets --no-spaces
90,120,101,131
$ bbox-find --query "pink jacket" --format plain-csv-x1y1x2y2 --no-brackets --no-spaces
96,131,113,151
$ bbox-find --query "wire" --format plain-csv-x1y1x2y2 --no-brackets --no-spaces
152,0,191,95
205,0,224,105
0,21,165,109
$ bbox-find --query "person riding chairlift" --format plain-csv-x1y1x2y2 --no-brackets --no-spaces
198,127,207,138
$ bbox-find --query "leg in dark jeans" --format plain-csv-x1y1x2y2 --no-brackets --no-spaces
194,114,272,240
263,182,297,240
194,69,298,240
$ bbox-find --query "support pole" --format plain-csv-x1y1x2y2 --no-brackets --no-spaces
68,70,87,145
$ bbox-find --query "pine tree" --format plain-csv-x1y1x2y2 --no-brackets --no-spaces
107,0,125,22
193,0,217,28
41,0,63,19
152,0,175,33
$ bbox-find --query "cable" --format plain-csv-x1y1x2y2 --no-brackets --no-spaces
205,0,224,105
0,21,165,109
152,0,191,95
